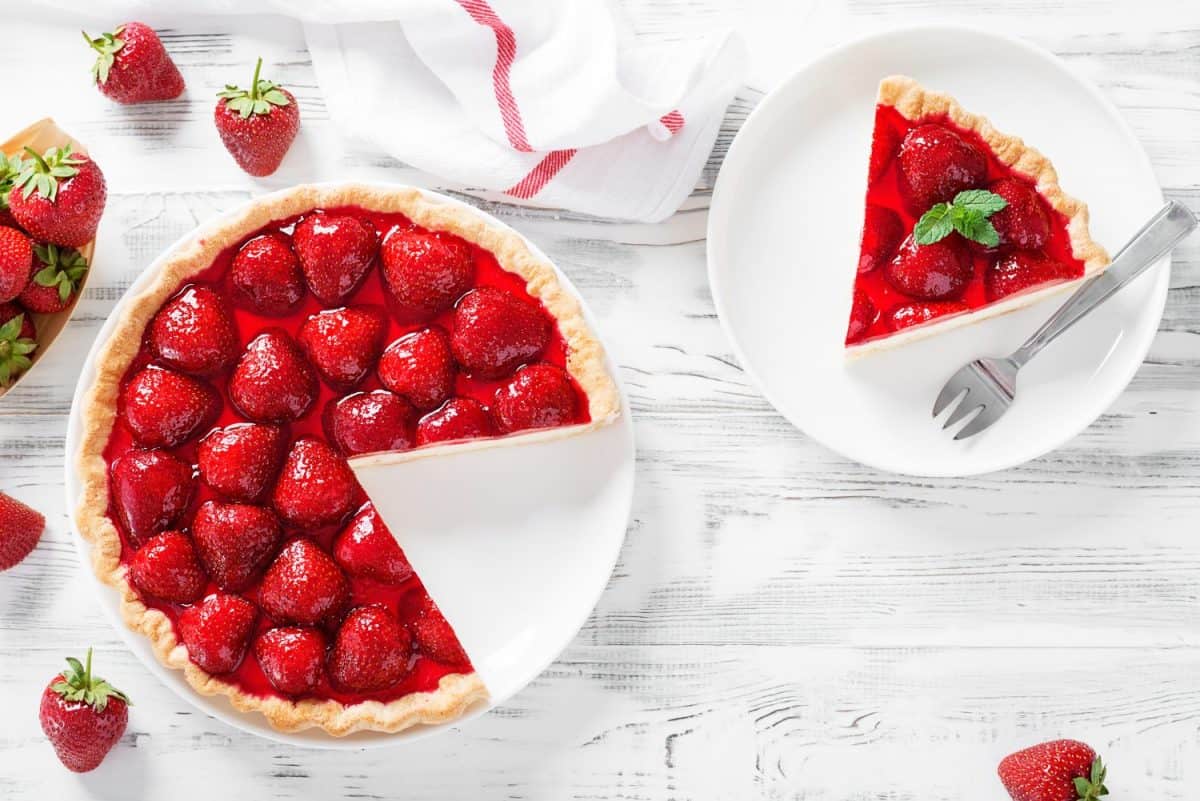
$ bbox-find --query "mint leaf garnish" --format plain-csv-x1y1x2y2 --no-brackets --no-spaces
952,189,1007,215
912,188,1008,246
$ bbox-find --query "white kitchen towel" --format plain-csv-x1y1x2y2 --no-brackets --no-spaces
30,0,746,222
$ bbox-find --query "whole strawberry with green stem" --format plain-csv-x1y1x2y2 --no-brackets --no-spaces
39,648,131,773
998,739,1108,801
0,309,36,388
83,22,185,104
20,243,88,313
9,144,106,248
214,57,299,177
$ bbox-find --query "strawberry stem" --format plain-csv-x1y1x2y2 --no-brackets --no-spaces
81,30,101,52
249,57,263,102
21,146,48,172
84,647,93,686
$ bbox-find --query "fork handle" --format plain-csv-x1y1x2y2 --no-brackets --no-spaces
1011,200,1197,366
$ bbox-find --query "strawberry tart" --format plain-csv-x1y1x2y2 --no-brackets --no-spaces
75,184,620,735
845,76,1110,355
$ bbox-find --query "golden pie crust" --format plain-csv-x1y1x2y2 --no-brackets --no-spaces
74,183,621,736
848,76,1111,357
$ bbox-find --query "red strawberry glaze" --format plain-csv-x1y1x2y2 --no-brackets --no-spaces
847,105,1085,346
101,205,595,707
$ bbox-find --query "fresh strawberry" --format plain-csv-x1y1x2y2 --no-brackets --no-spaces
39,649,130,773
8,145,106,248
324,391,414,457
19,243,88,313
119,365,220,448
408,595,467,665
214,58,299,177
148,284,238,375
332,504,413,585
178,592,258,674
377,327,456,411
297,306,385,388
228,233,305,316
258,538,349,626
888,300,969,331
191,501,281,592
885,234,973,301
292,213,378,306
253,627,326,695
271,437,359,528
197,423,285,502
858,205,903,274
869,121,902,184
380,227,475,321
493,364,579,433
128,530,207,603
415,398,495,446
988,178,1051,250
0,226,33,303
998,740,1107,801
451,287,549,378
109,449,195,546
328,604,411,692
897,123,987,210
0,305,37,388
0,491,45,571
229,330,318,423
985,251,1076,302
83,23,184,104
845,288,878,344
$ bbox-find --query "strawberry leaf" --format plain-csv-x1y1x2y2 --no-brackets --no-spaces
217,57,290,118
82,28,126,85
48,648,131,713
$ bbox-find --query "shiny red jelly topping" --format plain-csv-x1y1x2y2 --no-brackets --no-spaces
102,204,593,706
846,104,1085,346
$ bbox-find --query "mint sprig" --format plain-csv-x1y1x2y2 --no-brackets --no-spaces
914,189,1007,248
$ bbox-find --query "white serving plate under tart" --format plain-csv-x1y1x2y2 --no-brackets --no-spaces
707,25,1167,477
64,183,635,748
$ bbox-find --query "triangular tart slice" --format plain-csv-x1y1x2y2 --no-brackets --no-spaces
845,75,1110,355
74,184,620,736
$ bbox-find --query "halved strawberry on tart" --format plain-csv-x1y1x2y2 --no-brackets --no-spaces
845,75,1110,355
75,185,619,736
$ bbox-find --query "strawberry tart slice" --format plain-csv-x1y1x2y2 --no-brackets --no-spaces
845,75,1110,355
75,184,620,736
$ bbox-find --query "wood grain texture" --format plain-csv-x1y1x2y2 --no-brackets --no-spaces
3,1,1200,799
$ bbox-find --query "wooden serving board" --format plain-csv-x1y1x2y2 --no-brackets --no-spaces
0,118,97,398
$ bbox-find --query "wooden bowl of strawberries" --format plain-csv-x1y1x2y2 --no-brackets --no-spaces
0,118,105,396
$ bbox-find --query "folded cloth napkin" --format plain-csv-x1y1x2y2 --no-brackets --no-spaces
33,0,746,222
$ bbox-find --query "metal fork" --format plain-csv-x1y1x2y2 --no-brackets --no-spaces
933,200,1198,440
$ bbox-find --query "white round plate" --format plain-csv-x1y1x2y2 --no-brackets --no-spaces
64,184,635,748
707,25,1167,476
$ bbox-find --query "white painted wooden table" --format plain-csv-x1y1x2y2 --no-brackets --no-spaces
2,2,1198,798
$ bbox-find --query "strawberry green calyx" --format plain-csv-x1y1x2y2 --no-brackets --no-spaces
0,152,23,211
0,313,36,388
82,27,127,85
1073,757,1109,801
14,145,84,203
49,648,131,713
914,189,1008,248
217,57,291,119
33,243,89,304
